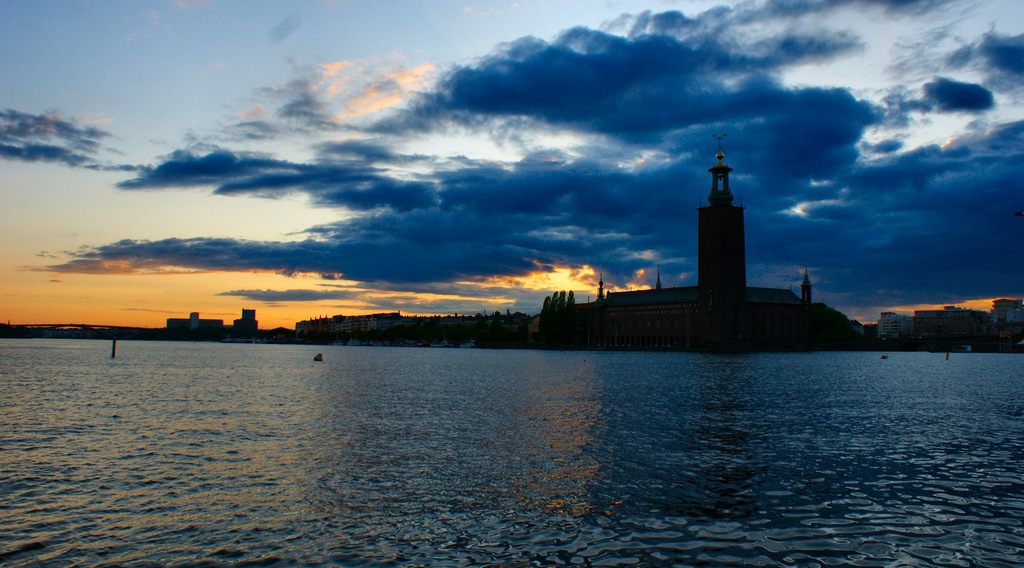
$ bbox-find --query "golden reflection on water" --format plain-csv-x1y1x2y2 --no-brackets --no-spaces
513,369,602,516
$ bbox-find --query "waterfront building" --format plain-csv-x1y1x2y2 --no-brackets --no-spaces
992,298,1023,336
574,149,811,349
878,312,913,338
993,299,1023,323
912,306,993,337
295,315,334,336
233,308,258,332
166,311,224,330
340,312,403,334
295,312,415,337
166,317,190,330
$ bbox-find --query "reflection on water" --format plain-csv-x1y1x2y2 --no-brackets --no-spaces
510,366,602,515
681,358,762,520
1,340,1023,566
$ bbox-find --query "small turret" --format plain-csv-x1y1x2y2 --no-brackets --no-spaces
800,269,812,304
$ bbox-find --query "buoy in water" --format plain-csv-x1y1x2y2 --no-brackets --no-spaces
880,355,887,359
313,353,323,361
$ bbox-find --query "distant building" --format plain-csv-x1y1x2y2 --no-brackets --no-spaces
166,317,190,330
878,312,913,338
991,298,1023,336
293,311,531,339
993,299,1023,323
233,308,258,332
913,306,993,337
574,148,811,349
528,314,541,342
167,312,224,330
295,315,332,336
295,312,405,337
862,323,878,339
849,320,864,336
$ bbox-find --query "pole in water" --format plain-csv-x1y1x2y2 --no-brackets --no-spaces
111,339,117,358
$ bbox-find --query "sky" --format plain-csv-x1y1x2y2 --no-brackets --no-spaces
2,0,1023,330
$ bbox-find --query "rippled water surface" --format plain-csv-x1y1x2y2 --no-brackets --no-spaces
2,339,1023,566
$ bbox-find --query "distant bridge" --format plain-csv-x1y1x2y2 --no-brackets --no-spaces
17,323,152,330
9,324,191,353
15,323,155,338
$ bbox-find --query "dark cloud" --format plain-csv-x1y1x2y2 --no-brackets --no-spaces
863,139,904,155
226,120,283,141
278,86,332,128
46,237,340,278
219,288,361,303
117,147,438,212
118,149,295,189
42,228,539,287
381,22,863,140
977,33,1024,82
947,32,1024,90
258,76,338,131
922,77,994,112
269,14,301,43
882,77,994,127
775,120,1024,307
316,139,425,163
831,0,959,13
0,109,110,167
620,0,957,36
217,284,543,316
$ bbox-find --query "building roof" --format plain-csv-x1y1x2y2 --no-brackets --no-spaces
577,285,805,308
746,287,803,304
602,286,699,306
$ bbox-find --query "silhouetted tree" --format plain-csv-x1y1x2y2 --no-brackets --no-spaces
810,302,860,342
539,290,576,345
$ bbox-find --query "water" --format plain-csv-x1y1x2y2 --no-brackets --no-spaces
1,339,1022,566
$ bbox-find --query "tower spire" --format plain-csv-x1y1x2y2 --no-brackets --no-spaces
697,136,747,344
801,269,812,304
656,265,662,289
708,135,734,205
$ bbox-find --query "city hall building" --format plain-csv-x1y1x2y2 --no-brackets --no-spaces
575,149,811,349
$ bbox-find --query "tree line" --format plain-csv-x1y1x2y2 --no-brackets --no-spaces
538,290,576,345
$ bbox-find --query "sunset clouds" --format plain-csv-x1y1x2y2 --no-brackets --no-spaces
2,0,1023,326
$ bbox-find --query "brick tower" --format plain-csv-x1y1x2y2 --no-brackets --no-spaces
697,147,746,344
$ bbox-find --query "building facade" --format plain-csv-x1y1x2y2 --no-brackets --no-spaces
575,149,811,349
167,311,224,330
233,308,258,332
878,311,913,338
913,306,993,337
993,299,1023,324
